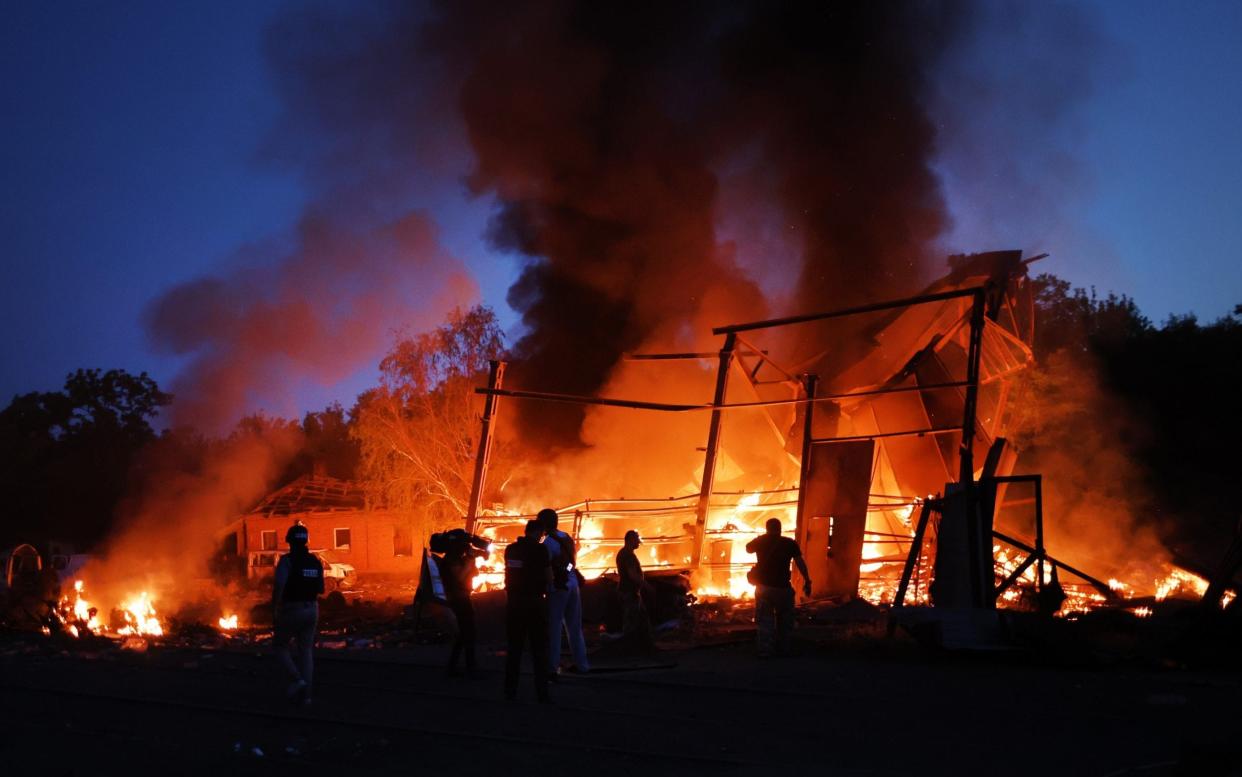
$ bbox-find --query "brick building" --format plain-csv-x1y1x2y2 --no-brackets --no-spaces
219,475,419,580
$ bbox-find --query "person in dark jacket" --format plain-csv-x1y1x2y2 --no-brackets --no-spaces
745,518,811,657
272,522,324,704
615,529,654,650
504,520,551,702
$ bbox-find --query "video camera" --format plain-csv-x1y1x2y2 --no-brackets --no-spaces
429,528,489,560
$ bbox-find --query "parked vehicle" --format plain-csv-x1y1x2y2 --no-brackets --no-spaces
245,549,356,591
1,544,42,593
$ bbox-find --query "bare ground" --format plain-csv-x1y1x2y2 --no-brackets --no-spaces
2,620,1240,777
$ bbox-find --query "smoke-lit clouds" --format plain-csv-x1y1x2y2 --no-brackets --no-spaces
145,211,475,431
143,2,478,431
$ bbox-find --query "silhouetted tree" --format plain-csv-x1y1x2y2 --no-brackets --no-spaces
1018,274,1242,569
0,369,171,547
351,306,510,541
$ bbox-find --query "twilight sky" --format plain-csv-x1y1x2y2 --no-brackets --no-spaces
3,1,1241,420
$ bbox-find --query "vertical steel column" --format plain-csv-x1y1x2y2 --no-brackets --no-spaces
793,373,819,551
465,360,505,535
1033,474,1045,591
691,333,736,568
960,290,988,607
889,499,935,636
959,289,987,484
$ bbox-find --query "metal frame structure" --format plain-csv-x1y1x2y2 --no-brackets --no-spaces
465,282,1002,590
889,473,1116,621
464,360,504,535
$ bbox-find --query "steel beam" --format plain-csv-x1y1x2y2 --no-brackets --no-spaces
691,333,736,568
464,360,505,534
793,374,819,553
712,286,983,335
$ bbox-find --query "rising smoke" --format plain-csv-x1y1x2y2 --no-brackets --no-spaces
110,3,1128,597
144,210,475,431
142,0,1117,449
447,1,965,442
193,0,977,447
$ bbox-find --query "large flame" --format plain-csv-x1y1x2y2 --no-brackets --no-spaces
53,580,165,638
463,491,1229,617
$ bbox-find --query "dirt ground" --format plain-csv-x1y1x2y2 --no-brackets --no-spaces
2,617,1241,777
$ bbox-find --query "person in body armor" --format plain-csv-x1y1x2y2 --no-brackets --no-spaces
538,508,590,677
504,520,551,702
272,523,324,704
431,528,489,677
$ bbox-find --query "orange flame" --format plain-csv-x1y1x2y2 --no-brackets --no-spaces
53,580,164,638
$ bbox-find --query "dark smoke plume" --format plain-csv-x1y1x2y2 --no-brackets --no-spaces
437,1,964,442
217,2,1091,447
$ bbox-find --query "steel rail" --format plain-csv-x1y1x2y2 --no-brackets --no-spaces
475,380,971,413
712,286,984,335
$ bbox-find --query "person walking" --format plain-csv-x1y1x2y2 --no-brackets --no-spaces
744,518,811,657
615,529,654,651
272,522,324,704
504,520,552,702
538,508,591,676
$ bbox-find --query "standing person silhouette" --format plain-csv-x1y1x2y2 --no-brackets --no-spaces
272,523,324,704
539,508,591,676
615,529,654,650
745,518,811,657
504,520,552,702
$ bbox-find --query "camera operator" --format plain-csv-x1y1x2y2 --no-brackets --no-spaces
431,528,489,677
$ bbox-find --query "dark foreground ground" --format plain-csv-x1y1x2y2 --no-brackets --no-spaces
3,625,1241,777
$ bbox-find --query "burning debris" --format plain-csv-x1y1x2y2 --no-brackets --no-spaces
52,580,164,638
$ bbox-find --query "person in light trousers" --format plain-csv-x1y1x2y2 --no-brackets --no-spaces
538,508,590,675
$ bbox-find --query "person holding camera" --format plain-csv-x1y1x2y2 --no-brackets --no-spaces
434,528,489,677
744,518,811,657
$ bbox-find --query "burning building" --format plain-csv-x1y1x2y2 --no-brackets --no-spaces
461,250,1099,612
218,474,417,583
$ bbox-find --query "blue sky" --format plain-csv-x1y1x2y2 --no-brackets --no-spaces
1074,0,1242,318
2,1,1240,417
